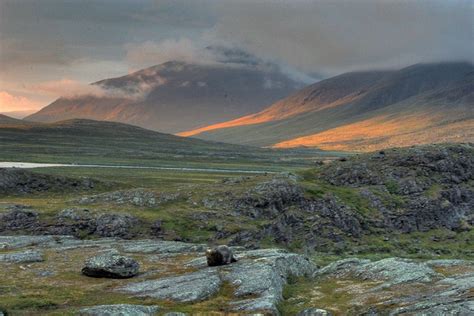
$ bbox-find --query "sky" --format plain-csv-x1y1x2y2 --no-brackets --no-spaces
0,0,472,116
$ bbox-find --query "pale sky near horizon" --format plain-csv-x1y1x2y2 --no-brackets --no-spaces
0,0,472,115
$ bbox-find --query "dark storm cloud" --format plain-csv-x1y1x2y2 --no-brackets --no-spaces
0,0,472,110
1,0,472,74
0,0,214,69
210,0,473,74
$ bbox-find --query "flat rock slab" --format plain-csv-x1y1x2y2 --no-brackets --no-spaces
121,240,206,254
315,257,440,288
78,304,160,316
389,274,474,315
297,308,333,316
224,249,315,313
0,235,76,250
0,250,43,263
119,247,316,314
118,268,221,302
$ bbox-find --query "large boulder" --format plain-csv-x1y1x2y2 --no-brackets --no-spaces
82,253,139,278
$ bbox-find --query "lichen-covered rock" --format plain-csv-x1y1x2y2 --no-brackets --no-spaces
78,304,160,316
95,213,140,238
389,273,474,315
313,258,371,278
118,247,315,313
118,268,221,302
52,208,97,236
224,248,316,313
0,206,39,231
78,189,179,207
297,308,333,316
233,178,304,218
0,168,95,194
121,240,206,254
82,253,139,278
0,250,43,263
0,235,77,250
315,257,440,289
353,258,441,288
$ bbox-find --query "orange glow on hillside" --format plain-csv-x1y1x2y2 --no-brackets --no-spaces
178,89,365,137
272,114,447,151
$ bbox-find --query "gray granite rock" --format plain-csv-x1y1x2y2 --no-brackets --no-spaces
0,250,43,263
353,258,441,289
297,308,333,316
389,274,474,316
425,259,473,267
82,253,139,278
121,240,206,254
95,213,139,238
78,304,160,316
118,268,221,302
315,257,440,289
0,235,76,250
224,249,316,313
313,258,370,278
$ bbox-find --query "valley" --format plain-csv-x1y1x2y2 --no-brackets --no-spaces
2,2,473,315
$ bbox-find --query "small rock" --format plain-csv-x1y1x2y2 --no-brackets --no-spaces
206,245,237,266
0,250,43,263
36,270,55,277
297,308,333,316
82,253,139,278
78,304,160,316
150,220,163,236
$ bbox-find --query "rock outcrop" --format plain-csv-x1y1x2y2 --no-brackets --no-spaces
0,250,43,263
0,235,471,315
200,144,474,252
0,168,95,195
0,206,143,239
78,304,160,316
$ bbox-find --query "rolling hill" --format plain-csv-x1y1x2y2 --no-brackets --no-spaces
182,62,474,151
26,49,306,133
0,118,333,170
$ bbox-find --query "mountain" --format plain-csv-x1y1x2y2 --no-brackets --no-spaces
26,51,307,133
182,62,474,151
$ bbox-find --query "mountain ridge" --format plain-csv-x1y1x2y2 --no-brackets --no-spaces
26,58,307,133
184,62,474,151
